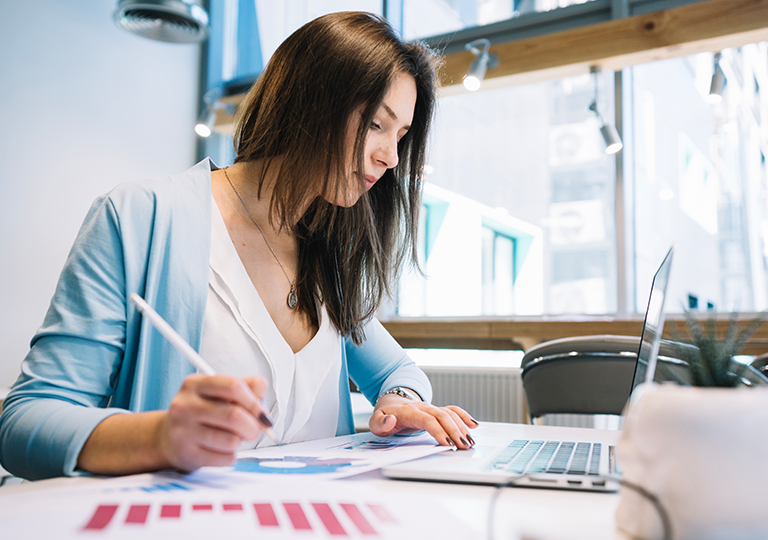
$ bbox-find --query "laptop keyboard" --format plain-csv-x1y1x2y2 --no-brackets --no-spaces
487,440,603,476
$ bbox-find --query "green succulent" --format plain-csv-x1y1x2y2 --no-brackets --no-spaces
672,311,766,388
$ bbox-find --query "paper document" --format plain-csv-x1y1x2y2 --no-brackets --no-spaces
222,430,451,481
0,470,478,539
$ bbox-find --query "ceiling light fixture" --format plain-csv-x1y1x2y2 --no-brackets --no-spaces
589,66,623,155
194,88,237,138
113,0,210,44
463,38,499,92
706,52,726,104
599,123,623,155
194,109,217,138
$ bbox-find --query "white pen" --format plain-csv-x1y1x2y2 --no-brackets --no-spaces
128,292,277,444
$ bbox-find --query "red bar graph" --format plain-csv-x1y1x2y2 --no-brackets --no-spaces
367,503,397,524
82,499,396,535
341,503,378,535
283,502,312,530
312,503,347,536
253,503,279,527
125,504,150,524
83,504,118,530
160,504,181,518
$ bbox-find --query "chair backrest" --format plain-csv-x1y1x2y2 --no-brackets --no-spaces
751,353,768,376
521,335,693,418
521,335,768,419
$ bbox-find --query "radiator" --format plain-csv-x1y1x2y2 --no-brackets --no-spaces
535,414,623,430
421,366,526,424
420,367,622,430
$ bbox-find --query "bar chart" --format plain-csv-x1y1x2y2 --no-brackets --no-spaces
82,498,401,537
0,465,477,539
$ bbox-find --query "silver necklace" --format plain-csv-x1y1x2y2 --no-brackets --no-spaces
223,167,298,309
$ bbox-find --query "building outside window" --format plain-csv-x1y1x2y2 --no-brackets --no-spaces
397,70,617,316
397,184,542,317
482,227,515,316
632,44,768,314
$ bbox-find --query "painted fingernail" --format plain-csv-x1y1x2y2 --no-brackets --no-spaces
459,436,469,447
258,412,274,428
446,437,456,447
467,434,476,446
470,416,480,426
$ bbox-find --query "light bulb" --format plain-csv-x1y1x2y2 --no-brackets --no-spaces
463,75,481,91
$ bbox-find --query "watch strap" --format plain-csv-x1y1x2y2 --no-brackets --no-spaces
378,386,422,402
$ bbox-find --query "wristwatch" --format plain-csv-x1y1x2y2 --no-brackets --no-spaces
377,386,422,402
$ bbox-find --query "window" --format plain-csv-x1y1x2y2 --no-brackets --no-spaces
631,44,768,313
397,70,617,315
399,0,598,40
254,0,382,63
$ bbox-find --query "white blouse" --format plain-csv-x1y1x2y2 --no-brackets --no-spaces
200,199,342,448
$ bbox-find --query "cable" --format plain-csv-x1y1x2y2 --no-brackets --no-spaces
487,474,672,540
617,478,673,540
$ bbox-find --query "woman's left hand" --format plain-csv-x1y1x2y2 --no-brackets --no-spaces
368,394,479,449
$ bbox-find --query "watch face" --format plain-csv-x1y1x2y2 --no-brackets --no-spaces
378,387,420,403
391,388,414,400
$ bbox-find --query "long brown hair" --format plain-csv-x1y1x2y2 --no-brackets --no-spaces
233,11,440,343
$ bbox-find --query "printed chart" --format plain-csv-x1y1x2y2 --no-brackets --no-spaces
227,431,450,481
116,480,193,494
82,499,395,537
0,473,479,539
233,456,366,475
0,433,473,539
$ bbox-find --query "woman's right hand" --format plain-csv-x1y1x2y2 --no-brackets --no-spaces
156,374,271,471
76,374,272,476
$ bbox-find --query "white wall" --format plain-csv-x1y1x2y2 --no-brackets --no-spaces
0,1,200,387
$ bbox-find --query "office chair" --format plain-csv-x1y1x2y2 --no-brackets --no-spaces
520,335,694,420
751,353,768,377
521,335,768,422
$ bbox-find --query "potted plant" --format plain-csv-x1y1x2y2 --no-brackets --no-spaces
673,311,767,387
615,312,768,540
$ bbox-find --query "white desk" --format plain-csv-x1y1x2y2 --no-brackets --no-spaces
341,469,621,539
0,423,625,540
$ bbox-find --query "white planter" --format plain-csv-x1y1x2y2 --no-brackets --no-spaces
615,383,768,540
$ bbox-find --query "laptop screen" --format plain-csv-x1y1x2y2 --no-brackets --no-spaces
629,247,674,395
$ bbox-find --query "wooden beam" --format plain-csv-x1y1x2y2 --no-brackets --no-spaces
439,0,768,96
382,318,643,352
382,315,768,356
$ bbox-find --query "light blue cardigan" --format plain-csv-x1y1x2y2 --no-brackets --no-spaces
0,159,431,480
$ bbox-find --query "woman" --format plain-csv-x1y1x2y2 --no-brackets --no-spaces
0,12,476,481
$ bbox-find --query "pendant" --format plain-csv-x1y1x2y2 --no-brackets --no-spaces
287,286,298,309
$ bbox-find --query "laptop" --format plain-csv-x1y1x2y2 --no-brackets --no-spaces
381,247,675,492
